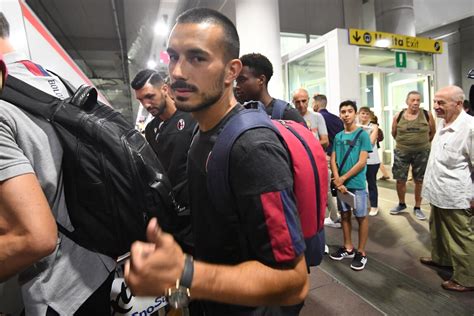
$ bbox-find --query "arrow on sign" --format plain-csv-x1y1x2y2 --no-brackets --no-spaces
353,31,361,42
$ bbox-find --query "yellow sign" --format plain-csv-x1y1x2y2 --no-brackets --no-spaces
349,28,443,54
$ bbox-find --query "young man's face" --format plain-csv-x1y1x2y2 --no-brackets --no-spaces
234,66,262,103
167,22,229,112
134,82,167,117
340,105,356,125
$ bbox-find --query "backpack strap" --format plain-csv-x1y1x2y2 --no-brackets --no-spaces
2,75,62,119
396,109,405,124
396,108,429,124
271,99,288,120
207,109,276,260
207,109,277,209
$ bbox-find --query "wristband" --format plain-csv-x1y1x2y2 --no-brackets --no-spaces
180,254,194,288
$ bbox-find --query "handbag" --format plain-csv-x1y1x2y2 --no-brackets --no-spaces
330,129,364,196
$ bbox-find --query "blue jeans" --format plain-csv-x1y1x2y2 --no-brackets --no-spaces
337,189,368,218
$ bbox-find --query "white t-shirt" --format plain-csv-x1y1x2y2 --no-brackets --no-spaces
303,111,328,140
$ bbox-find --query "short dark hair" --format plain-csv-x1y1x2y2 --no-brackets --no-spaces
131,69,164,90
176,8,239,62
313,94,327,107
240,53,273,85
339,100,357,112
406,90,421,101
0,13,10,38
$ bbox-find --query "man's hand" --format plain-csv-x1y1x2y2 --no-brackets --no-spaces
337,184,348,194
124,218,185,296
333,175,346,187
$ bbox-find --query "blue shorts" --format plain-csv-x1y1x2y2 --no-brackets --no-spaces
337,189,368,218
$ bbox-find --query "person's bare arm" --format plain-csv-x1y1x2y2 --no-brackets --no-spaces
125,219,309,306
319,134,329,148
369,125,378,145
0,173,58,282
192,253,308,306
391,112,399,139
330,151,339,178
428,111,436,141
333,151,369,187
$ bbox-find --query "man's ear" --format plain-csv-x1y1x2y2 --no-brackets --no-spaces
257,74,267,87
224,59,242,85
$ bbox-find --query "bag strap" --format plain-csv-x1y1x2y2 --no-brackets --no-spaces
208,109,277,209
338,128,364,171
396,108,429,124
1,75,62,120
207,109,277,260
271,99,288,120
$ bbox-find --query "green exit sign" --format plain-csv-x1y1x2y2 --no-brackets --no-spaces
395,52,407,68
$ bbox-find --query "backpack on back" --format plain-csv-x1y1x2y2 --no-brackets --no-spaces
2,75,178,258
207,105,328,267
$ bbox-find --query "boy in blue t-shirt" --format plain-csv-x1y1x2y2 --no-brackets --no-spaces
329,100,372,270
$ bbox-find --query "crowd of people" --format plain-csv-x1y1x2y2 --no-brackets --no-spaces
0,6,473,316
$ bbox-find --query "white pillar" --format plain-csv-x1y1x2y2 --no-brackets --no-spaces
374,0,415,36
235,0,283,99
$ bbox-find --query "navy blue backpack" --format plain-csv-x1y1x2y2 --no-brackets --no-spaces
206,103,328,267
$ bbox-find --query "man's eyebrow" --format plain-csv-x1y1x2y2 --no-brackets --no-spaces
187,48,210,56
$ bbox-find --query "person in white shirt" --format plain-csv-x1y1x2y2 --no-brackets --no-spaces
293,88,329,147
421,85,474,292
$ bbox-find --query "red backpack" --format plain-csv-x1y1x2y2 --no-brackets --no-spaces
207,105,328,266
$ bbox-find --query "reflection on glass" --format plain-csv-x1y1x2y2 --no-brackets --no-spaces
359,48,433,71
288,47,326,100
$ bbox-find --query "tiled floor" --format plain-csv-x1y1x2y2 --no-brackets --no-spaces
301,181,474,316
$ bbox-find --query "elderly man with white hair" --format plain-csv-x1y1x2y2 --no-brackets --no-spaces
421,85,474,292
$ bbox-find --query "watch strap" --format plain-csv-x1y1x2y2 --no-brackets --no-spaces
180,254,194,288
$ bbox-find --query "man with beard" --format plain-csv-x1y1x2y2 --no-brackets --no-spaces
235,53,306,124
131,70,196,253
125,7,308,315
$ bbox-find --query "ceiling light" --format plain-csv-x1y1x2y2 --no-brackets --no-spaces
147,60,157,69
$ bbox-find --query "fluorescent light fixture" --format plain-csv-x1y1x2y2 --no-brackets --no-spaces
374,39,390,48
154,21,169,36
147,60,157,69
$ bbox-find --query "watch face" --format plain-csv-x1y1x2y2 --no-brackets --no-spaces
168,286,190,309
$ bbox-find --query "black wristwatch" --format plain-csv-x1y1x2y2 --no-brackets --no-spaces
167,254,194,309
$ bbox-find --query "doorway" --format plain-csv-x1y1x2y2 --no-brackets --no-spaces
360,70,433,165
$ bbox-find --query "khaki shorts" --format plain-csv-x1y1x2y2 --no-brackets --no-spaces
392,148,430,181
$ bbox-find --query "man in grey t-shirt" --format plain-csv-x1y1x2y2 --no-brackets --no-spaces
0,13,114,315
293,88,328,147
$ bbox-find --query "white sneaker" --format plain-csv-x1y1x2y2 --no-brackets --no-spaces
324,244,329,254
324,217,342,228
369,207,379,216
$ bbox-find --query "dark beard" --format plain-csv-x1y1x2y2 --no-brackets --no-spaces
174,72,225,113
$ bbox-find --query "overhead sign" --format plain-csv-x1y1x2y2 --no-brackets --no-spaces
395,52,407,68
349,28,443,54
